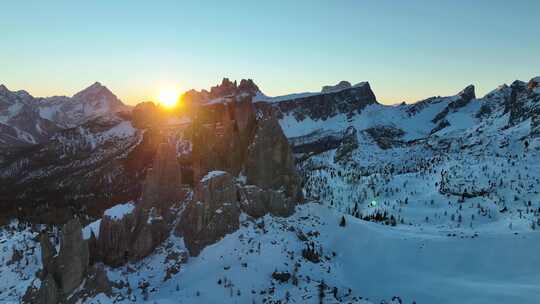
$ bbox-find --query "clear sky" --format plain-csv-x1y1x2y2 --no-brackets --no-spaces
1,0,539,105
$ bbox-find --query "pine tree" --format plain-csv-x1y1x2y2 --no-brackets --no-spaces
339,216,346,227
318,280,326,304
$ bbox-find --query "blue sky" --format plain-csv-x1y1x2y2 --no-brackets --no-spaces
1,0,539,105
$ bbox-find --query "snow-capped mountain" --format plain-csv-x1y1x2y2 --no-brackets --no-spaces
1,76,540,304
0,82,130,147
0,85,60,147
40,82,129,128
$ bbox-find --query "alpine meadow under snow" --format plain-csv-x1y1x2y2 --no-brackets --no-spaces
1,75,540,304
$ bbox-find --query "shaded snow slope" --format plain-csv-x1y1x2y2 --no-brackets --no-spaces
4,203,540,304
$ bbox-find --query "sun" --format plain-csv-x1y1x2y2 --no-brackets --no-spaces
157,88,180,108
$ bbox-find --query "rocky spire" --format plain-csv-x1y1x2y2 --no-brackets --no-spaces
141,142,183,210
245,114,303,201
56,218,89,294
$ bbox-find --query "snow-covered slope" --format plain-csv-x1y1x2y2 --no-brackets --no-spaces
114,202,539,304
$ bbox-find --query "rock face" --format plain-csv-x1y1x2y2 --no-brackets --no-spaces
237,79,260,96
334,127,359,162
131,101,163,129
239,185,295,218
93,204,169,267
321,81,352,93
177,111,303,256
432,85,476,124
177,171,240,256
263,82,378,121
528,76,540,89
191,95,257,183
39,232,57,275
25,218,101,303
504,80,537,126
209,78,238,98
452,85,476,108
289,129,351,158
182,78,260,110
129,208,169,261
245,115,303,202
177,169,298,256
191,112,243,182
37,274,59,304
95,210,136,266
364,126,405,150
233,94,257,147
56,219,90,295
141,142,183,212
90,141,184,267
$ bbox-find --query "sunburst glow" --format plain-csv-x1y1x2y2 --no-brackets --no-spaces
157,89,180,108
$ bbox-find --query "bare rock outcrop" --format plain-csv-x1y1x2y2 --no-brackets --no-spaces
364,125,405,150
141,142,184,213
432,85,476,124
334,126,359,162
262,81,377,121
321,80,352,93
90,142,183,267
39,232,57,275
37,274,59,304
92,204,169,267
131,102,163,129
245,115,303,202
239,185,295,218
233,94,257,150
191,96,256,183
25,218,110,304
130,208,169,261
528,76,540,89
56,219,90,295
177,168,299,256
95,209,136,266
176,171,240,256
177,105,303,257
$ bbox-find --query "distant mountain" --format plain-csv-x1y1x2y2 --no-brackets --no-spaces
0,85,59,147
255,81,378,123
40,82,129,128
0,82,130,147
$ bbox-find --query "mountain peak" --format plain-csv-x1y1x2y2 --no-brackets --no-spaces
74,82,114,100
75,82,107,96
457,84,475,101
90,81,103,88
72,81,125,111
0,84,9,93
321,81,352,93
